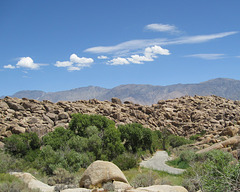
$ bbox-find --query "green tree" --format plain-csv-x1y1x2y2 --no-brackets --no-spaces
103,126,124,160
42,127,74,150
69,114,115,137
4,132,41,157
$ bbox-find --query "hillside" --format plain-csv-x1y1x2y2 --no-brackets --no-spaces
2,78,240,105
1,95,240,140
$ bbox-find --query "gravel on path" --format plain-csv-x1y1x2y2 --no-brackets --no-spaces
140,151,185,174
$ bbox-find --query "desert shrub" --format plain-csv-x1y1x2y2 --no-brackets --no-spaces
69,114,115,137
184,150,240,192
112,152,138,170
0,173,40,192
48,168,74,185
179,150,196,163
67,135,88,152
42,127,74,150
167,151,196,169
4,132,41,157
24,149,41,162
35,145,63,175
131,171,159,188
168,135,192,148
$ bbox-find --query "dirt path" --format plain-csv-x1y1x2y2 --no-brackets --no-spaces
140,151,185,174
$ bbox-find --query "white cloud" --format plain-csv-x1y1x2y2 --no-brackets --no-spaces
55,61,73,67
68,66,81,71
145,45,170,57
128,54,153,64
55,54,94,71
16,57,40,69
108,45,170,65
185,54,225,60
70,54,94,64
85,31,238,55
145,23,180,34
108,57,130,65
236,56,240,58
97,55,109,59
4,64,16,69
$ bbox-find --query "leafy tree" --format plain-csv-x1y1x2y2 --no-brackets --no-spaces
67,135,88,153
69,114,115,137
118,123,154,153
88,134,102,159
103,126,124,160
4,132,41,157
42,127,74,150
36,145,63,174
112,152,138,170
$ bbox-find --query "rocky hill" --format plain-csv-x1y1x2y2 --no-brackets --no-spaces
2,78,240,105
1,95,240,141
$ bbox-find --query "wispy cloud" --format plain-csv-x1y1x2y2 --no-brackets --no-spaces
4,64,16,69
85,31,238,55
108,45,170,65
97,55,109,59
145,23,180,34
185,54,225,60
54,54,94,71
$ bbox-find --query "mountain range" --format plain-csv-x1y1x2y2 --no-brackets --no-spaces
2,78,240,105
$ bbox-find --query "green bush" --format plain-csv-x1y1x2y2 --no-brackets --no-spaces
67,135,88,153
42,127,74,150
130,171,159,188
48,168,74,185
0,173,40,192
69,114,115,137
112,152,138,170
4,132,41,157
35,145,62,175
118,123,154,153
103,126,124,160
88,134,102,159
168,135,192,148
184,150,240,192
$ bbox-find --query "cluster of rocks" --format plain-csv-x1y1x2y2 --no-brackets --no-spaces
11,160,188,192
1,95,240,142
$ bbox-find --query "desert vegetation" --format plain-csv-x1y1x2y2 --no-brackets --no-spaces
1,113,239,192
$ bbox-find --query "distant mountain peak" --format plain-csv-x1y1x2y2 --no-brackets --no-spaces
3,78,240,105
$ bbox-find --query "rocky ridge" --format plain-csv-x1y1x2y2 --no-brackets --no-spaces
1,95,240,142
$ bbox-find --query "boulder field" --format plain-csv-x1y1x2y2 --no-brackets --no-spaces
1,95,240,142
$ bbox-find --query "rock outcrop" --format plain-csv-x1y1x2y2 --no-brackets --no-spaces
1,95,240,140
79,160,129,189
10,172,55,192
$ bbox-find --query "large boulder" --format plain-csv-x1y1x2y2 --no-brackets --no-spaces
10,172,55,192
79,160,129,189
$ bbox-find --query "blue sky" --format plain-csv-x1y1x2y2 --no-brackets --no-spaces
0,0,240,96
